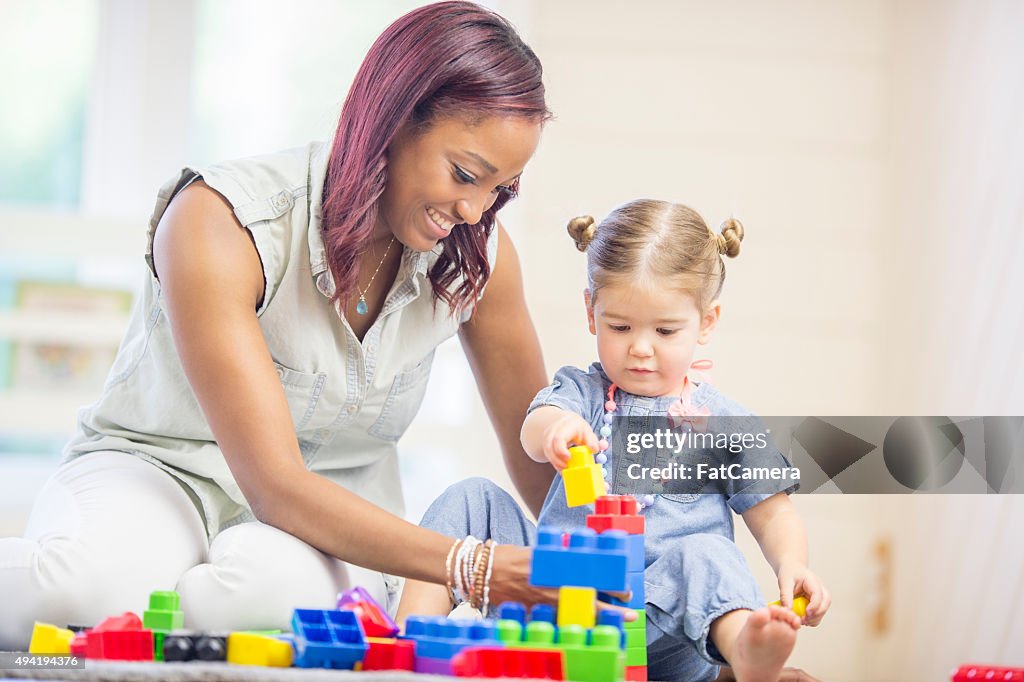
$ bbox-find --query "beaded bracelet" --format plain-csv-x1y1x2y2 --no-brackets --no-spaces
481,541,497,615
470,540,493,610
444,538,460,605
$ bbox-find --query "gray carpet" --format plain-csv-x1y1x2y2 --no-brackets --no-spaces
0,661,459,682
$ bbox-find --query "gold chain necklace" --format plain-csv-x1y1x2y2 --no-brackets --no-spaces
355,237,396,315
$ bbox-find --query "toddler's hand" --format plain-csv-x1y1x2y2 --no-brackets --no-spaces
777,562,831,626
541,412,600,470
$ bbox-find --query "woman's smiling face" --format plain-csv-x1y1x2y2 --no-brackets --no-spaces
376,115,542,251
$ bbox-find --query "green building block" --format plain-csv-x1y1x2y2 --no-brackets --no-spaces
625,645,647,666
559,625,625,682
624,628,644,648
153,631,166,662
143,590,184,631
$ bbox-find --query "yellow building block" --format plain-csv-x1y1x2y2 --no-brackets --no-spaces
28,622,74,655
769,595,809,618
557,586,597,629
227,632,294,667
562,446,605,507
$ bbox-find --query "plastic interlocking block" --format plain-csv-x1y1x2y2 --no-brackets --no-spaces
453,645,565,679
401,616,502,663
226,632,293,667
625,665,648,681
531,527,628,592
143,590,184,632
952,665,1024,681
360,637,416,671
28,623,74,655
337,586,399,638
557,587,596,629
291,609,368,669
600,571,645,610
587,496,645,535
562,446,605,507
85,613,153,661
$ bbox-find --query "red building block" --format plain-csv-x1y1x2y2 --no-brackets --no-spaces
337,586,399,638
453,646,565,679
85,613,153,661
952,664,1024,681
587,496,645,535
361,637,416,671
626,664,648,681
69,632,88,657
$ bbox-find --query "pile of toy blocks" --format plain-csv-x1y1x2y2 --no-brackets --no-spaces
25,495,649,682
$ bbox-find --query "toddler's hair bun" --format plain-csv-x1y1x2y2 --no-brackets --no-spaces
717,217,744,258
567,215,597,252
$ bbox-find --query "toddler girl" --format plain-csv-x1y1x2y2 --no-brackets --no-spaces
399,200,830,682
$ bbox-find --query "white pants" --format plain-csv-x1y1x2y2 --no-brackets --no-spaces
0,451,386,650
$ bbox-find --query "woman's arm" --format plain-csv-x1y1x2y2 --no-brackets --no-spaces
458,224,555,518
152,182,451,582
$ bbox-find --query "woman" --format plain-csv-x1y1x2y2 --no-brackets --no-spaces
0,1,557,649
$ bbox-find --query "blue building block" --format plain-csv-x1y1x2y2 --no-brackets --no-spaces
530,604,556,625
401,616,502,660
497,602,527,625
600,571,645,610
624,534,644,572
291,609,368,669
530,527,628,592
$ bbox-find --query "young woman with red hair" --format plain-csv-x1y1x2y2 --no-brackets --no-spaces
0,2,578,647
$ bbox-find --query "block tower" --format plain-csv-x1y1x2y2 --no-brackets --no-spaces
588,495,647,682
523,508,640,682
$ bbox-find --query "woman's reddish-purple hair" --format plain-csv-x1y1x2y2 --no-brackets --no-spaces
321,1,551,314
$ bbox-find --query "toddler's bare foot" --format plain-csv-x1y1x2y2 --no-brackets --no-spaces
730,606,800,682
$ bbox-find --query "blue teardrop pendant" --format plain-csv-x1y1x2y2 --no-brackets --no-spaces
356,296,369,315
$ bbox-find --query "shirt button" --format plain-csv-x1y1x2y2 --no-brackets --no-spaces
346,405,357,415
275,367,284,378
272,192,290,211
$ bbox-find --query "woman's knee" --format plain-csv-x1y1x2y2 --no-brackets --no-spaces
176,522,350,631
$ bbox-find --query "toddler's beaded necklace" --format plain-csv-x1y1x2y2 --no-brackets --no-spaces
595,361,713,510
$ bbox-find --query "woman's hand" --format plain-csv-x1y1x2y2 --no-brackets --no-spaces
488,545,638,623
540,412,600,470
777,561,831,626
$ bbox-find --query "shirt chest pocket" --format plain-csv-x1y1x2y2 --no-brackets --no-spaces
273,361,328,434
368,349,435,442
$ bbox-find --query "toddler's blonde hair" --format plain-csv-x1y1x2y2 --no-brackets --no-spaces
567,199,743,310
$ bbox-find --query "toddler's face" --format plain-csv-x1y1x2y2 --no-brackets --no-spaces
586,280,719,398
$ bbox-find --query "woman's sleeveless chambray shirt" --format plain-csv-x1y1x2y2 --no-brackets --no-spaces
65,141,497,538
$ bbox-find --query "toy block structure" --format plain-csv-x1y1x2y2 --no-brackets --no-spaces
226,632,293,667
952,664,1024,681
530,527,629,592
589,495,647,681
142,590,184,661
291,608,368,669
359,637,416,671
85,612,154,661
453,646,565,679
402,616,503,675
28,622,75,654
562,446,605,507
337,585,399,638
